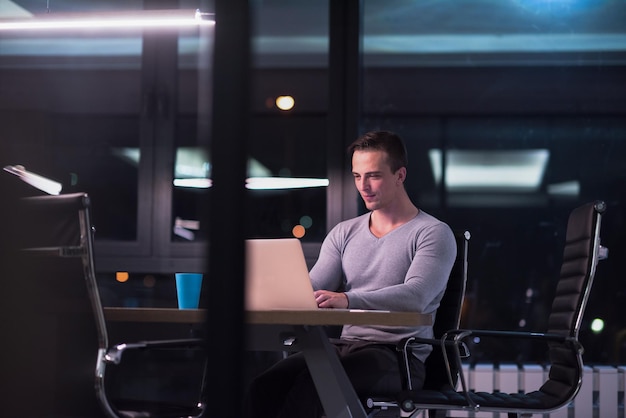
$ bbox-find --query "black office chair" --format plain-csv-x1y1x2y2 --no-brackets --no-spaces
365,230,470,418
0,192,206,418
392,201,607,418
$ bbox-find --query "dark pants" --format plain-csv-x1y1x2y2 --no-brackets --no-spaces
244,339,426,418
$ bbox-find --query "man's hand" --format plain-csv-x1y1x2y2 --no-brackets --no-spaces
314,290,348,309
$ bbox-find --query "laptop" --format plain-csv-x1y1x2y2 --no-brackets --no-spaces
245,238,319,310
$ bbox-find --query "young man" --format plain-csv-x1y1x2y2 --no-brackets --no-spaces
244,130,457,418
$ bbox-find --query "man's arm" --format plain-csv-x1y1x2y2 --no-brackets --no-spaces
309,224,345,293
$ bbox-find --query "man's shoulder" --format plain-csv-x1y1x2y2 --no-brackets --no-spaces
411,210,455,241
326,213,370,240
336,212,370,228
414,209,450,229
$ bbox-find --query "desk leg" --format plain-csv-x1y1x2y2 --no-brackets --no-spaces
295,325,367,418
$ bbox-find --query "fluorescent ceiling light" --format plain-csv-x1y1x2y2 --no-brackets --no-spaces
112,147,140,166
158,147,271,179
3,164,62,195
114,147,328,190
173,147,272,179
175,148,210,178
173,177,329,190
547,180,580,197
245,177,329,190
174,178,212,188
0,9,214,31
429,149,549,192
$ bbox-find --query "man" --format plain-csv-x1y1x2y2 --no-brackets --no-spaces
244,130,457,418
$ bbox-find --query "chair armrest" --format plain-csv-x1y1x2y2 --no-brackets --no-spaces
442,329,583,354
99,338,207,417
394,336,470,392
406,336,471,358
438,328,584,410
393,329,579,398
104,338,205,365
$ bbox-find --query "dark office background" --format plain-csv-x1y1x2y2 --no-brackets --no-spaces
1,0,625,367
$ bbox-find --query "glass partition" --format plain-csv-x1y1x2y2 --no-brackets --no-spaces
245,0,330,242
0,5,215,266
362,0,626,364
0,24,145,243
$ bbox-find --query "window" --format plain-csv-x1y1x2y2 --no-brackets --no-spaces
362,0,626,364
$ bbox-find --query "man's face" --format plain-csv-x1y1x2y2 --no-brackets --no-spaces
351,149,405,212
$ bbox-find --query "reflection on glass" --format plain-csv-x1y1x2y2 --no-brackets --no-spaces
173,147,328,190
362,1,626,364
428,149,549,192
0,24,143,241
98,272,180,308
171,146,329,242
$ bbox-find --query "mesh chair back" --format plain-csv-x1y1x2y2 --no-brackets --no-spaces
422,231,470,391
548,200,605,337
539,200,605,405
2,193,107,417
395,202,605,417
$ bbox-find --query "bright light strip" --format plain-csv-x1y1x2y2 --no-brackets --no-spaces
429,149,549,192
547,180,580,197
3,164,62,195
173,177,329,190
246,177,329,190
0,9,214,31
174,178,212,188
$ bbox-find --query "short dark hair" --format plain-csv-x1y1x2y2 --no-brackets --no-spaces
347,130,408,173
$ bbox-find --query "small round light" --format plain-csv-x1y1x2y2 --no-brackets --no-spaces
116,271,129,283
292,224,306,238
591,318,604,333
300,215,313,229
276,95,295,111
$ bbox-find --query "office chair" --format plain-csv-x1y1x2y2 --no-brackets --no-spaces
388,201,607,418
365,230,470,418
0,192,206,418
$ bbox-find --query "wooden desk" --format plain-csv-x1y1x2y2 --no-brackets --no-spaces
103,307,432,418
104,307,432,327
104,307,205,323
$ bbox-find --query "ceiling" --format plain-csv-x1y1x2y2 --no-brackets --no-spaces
6,0,626,32
2,0,626,67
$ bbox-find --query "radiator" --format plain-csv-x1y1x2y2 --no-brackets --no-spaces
418,363,626,418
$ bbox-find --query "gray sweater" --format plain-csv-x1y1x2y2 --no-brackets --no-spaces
309,210,456,361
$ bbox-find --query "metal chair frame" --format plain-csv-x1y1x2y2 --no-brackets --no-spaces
395,201,607,418
13,193,206,418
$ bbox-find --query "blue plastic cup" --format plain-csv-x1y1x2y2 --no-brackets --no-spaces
175,273,203,309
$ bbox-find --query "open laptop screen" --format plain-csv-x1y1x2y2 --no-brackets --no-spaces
245,238,318,310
